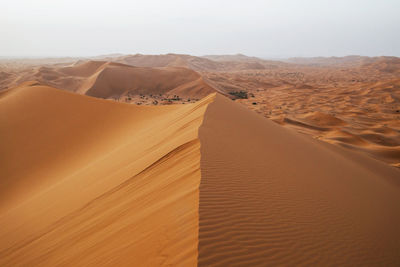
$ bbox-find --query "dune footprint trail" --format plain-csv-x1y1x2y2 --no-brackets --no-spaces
1,84,400,266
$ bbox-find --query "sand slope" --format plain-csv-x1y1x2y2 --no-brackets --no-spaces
0,82,214,266
1,84,400,266
208,68,400,168
80,63,217,98
198,94,400,266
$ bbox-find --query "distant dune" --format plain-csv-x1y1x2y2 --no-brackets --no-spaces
285,55,400,69
75,62,218,98
360,56,400,75
112,53,284,71
1,83,399,266
1,61,221,98
203,57,400,168
202,53,263,62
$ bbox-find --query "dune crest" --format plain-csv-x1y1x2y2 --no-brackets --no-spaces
0,83,214,266
198,94,400,266
1,84,400,266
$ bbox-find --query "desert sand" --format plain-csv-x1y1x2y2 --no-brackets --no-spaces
201,56,400,168
1,80,400,266
0,82,213,266
1,55,400,266
1,55,399,169
198,94,400,266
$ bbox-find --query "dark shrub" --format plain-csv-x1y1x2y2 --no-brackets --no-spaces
229,90,248,99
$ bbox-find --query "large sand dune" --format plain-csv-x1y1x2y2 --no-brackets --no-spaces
0,60,220,99
0,82,213,265
1,83,400,266
198,94,400,266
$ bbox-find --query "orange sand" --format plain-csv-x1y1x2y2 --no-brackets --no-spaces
0,82,213,266
198,94,400,266
1,71,400,266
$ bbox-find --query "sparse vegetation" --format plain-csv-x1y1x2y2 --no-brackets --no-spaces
171,95,181,101
229,90,248,99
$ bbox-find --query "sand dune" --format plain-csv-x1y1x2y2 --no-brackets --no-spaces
198,94,400,266
112,53,284,71
0,82,213,266
209,68,400,168
202,53,264,62
0,61,220,100
79,62,218,99
284,55,400,69
360,57,400,75
1,83,400,266
59,60,108,77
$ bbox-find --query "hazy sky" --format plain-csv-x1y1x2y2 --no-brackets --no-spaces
1,0,399,57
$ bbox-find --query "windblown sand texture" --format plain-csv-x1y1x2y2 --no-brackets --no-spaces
1,82,400,266
202,56,400,168
198,94,400,266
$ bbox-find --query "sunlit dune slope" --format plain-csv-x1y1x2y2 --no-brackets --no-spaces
198,94,400,266
0,82,214,266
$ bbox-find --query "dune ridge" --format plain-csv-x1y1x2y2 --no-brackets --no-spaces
0,83,214,266
198,94,400,266
1,84,400,266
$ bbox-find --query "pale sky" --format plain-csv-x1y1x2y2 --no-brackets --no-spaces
1,0,399,58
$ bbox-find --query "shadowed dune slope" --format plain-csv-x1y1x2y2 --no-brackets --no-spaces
0,82,214,266
198,94,400,266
